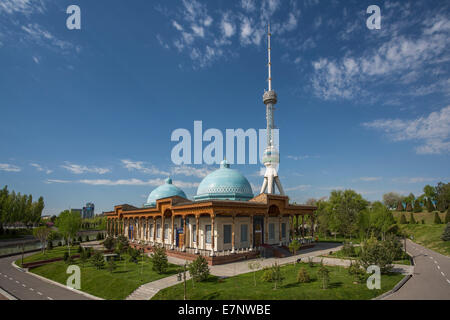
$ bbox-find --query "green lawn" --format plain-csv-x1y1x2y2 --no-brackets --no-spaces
315,235,361,244
393,211,446,224
16,246,79,266
28,254,181,300
152,262,404,300
399,224,449,256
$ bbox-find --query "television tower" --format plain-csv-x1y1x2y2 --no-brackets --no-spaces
260,24,285,196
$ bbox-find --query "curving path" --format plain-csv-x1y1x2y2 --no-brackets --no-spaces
386,239,450,300
0,254,91,300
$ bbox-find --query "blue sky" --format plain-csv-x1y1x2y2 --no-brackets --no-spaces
0,0,449,216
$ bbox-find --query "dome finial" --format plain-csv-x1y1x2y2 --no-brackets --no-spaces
220,159,230,168
165,177,172,184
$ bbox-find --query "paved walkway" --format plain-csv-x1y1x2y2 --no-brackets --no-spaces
126,242,343,300
386,239,450,300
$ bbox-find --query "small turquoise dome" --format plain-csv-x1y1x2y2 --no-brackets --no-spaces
194,160,253,201
145,178,187,207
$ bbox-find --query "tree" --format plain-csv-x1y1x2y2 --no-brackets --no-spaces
435,182,450,212
348,261,366,284
434,212,443,224
33,226,51,254
441,223,450,241
91,252,105,269
317,265,330,289
56,209,81,256
396,201,404,211
445,209,450,224
424,185,437,204
359,237,397,273
128,247,140,264
400,214,407,224
413,199,422,213
297,267,310,283
188,255,210,282
107,259,117,273
270,262,283,290
409,213,416,224
248,261,262,286
288,239,301,255
151,246,168,274
383,192,402,209
103,236,115,250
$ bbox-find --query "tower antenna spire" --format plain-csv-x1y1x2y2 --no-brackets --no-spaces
267,23,272,91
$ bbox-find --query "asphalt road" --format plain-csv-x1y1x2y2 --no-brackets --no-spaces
0,254,90,300
387,239,450,300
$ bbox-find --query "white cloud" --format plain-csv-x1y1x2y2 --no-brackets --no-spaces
358,177,382,182
0,0,45,16
0,163,21,172
363,105,450,154
221,14,235,38
61,162,110,175
171,165,214,178
285,184,311,192
121,159,169,176
47,178,198,188
30,162,52,174
311,15,450,100
172,20,183,31
287,155,320,160
241,0,256,12
391,177,439,184
21,23,74,51
32,56,39,64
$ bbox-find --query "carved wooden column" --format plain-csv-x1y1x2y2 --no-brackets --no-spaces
264,213,269,244
183,215,187,252
153,217,156,245
279,214,282,246
161,215,165,246
195,215,200,254
249,214,254,251
302,215,305,239
290,214,294,241
171,215,175,249
210,214,215,256
231,214,236,253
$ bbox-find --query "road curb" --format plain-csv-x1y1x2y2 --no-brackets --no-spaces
0,287,18,300
11,260,104,300
373,251,415,300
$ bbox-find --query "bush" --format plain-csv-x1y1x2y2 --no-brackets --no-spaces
128,247,141,264
342,242,357,257
297,267,310,283
85,236,90,242
47,240,53,251
77,245,83,254
91,252,105,270
96,233,102,241
434,212,442,224
409,213,416,224
413,200,422,213
445,210,450,224
78,236,82,243
441,223,450,242
308,256,314,267
103,236,116,250
348,261,366,284
400,214,407,224
151,247,168,274
57,241,62,247
421,219,425,224
188,256,210,282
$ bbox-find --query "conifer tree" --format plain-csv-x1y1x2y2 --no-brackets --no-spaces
434,212,442,224
400,214,407,224
410,213,416,224
441,223,450,241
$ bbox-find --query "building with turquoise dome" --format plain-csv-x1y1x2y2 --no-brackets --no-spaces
104,28,316,264
105,160,316,264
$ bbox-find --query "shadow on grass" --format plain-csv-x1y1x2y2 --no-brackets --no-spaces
328,281,343,289
200,291,221,300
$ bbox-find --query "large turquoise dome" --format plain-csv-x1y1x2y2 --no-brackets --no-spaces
145,178,187,207
194,160,253,201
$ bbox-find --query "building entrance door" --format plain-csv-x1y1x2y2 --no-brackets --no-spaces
253,216,264,246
